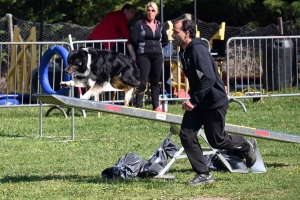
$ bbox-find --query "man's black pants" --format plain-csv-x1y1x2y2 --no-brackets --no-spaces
180,103,250,174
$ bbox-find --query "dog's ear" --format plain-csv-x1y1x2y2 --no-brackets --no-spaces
67,49,77,61
78,48,89,57
68,49,77,56
87,48,98,61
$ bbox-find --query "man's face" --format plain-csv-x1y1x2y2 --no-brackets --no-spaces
124,8,135,21
172,21,187,48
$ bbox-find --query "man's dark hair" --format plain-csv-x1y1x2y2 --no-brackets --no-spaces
181,19,196,39
122,4,136,11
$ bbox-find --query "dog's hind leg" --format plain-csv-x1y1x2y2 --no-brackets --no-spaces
119,67,140,87
110,76,134,106
124,87,134,106
118,67,147,95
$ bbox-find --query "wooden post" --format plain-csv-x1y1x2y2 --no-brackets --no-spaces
278,17,284,35
6,14,13,42
8,25,36,93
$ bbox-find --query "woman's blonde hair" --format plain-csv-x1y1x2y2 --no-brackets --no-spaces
144,2,159,16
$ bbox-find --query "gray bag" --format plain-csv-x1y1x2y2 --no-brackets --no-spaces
139,139,179,177
163,139,179,158
101,153,146,179
102,140,179,179
204,150,248,171
139,148,168,177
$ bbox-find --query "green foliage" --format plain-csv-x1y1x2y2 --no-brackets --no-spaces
247,21,260,29
294,18,300,28
193,0,300,26
229,0,255,9
0,0,300,27
264,0,300,21
49,24,64,34
0,0,122,26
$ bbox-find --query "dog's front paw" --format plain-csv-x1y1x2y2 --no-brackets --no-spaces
60,81,71,88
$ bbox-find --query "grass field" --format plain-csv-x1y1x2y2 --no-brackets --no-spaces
0,97,300,200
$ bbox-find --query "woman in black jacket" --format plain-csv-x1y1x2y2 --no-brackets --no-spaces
129,2,168,111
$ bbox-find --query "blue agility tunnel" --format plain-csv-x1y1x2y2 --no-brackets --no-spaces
39,46,71,95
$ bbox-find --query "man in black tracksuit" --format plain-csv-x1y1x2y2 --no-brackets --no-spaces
172,19,258,185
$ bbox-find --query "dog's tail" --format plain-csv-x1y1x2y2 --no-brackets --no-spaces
134,81,147,95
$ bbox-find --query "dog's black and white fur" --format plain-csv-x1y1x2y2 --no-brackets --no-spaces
60,47,146,106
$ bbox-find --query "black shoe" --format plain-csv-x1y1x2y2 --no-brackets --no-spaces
187,174,214,185
244,138,257,168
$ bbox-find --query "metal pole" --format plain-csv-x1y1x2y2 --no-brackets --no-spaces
194,0,197,24
160,0,166,104
40,0,44,41
39,0,44,64
160,0,164,23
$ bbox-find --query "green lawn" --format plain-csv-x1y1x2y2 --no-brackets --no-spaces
0,97,300,200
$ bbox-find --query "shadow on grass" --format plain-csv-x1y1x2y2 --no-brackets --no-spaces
0,162,288,184
264,162,288,168
0,133,32,138
0,174,176,186
0,134,71,141
0,174,88,183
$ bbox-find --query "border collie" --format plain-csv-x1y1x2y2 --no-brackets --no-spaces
60,47,146,106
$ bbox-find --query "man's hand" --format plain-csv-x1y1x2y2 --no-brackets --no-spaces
182,100,194,111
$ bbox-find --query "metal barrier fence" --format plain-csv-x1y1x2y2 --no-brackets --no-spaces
225,36,300,111
0,38,209,109
0,42,71,107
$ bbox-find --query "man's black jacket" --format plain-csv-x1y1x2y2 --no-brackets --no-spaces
179,38,228,109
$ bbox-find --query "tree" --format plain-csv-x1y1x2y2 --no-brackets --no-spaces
228,0,300,26
175,0,300,27
0,0,130,26
0,0,300,27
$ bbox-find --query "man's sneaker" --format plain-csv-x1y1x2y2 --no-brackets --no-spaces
244,138,257,168
187,174,214,185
